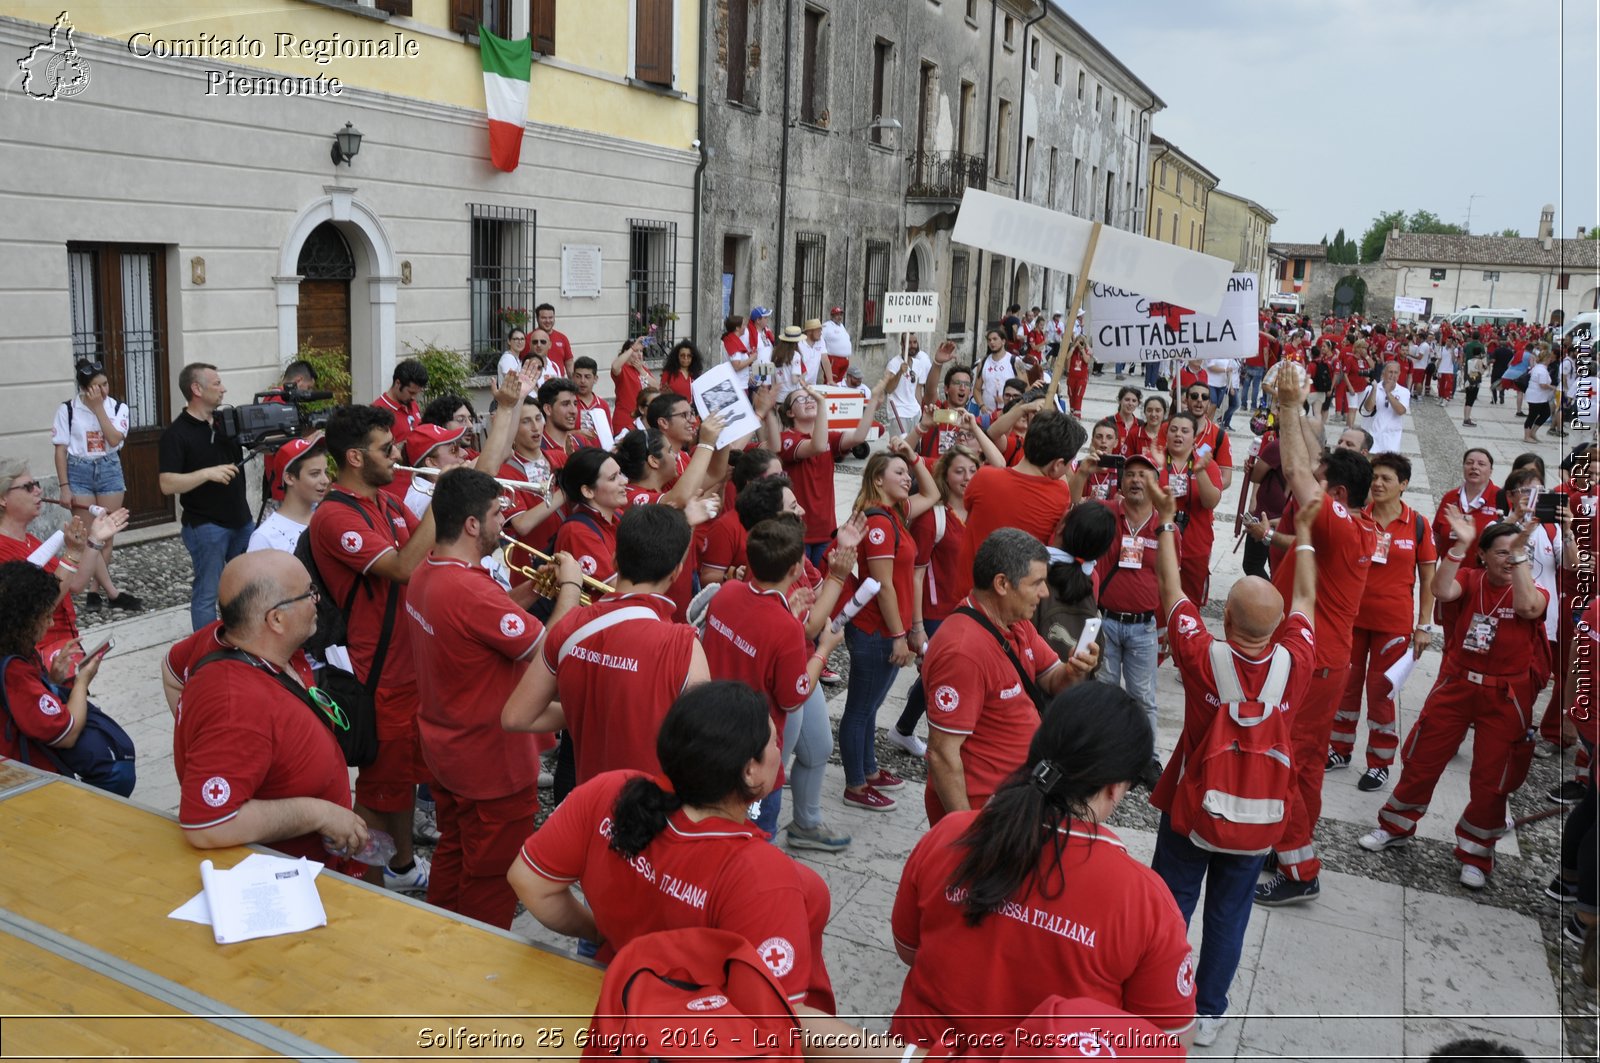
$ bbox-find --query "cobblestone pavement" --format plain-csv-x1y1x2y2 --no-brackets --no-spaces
87,370,1597,1060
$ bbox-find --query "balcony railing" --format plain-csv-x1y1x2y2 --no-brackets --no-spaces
906,151,987,201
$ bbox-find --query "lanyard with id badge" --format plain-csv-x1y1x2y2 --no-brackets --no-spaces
1373,530,1392,564
1462,579,1513,655
1119,514,1153,569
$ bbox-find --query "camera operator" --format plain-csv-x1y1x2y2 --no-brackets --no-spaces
159,363,253,631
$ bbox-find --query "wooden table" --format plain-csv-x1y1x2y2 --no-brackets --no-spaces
0,763,604,1061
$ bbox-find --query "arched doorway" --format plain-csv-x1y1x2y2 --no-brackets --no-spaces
1011,262,1030,308
296,222,354,361
906,250,921,293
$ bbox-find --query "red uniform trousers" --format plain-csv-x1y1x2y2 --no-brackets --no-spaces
1375,672,1537,873
1537,636,1569,745
1330,628,1411,768
1067,372,1089,416
1437,372,1456,401
356,683,430,813
1275,666,1349,881
426,784,538,928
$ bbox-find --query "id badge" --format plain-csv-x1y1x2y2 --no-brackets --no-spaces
1373,531,1392,564
1169,472,1189,498
86,430,105,454
1093,481,1110,501
1119,535,1144,569
1461,612,1498,654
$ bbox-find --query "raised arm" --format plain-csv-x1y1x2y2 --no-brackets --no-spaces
1289,490,1320,621
475,370,534,475
839,376,890,450
1270,368,1321,507
1431,504,1473,604
1149,473,1185,621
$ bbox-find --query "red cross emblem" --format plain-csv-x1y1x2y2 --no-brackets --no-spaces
933,685,959,712
1147,302,1195,331
757,936,795,977
201,775,231,808
340,531,363,554
828,402,840,415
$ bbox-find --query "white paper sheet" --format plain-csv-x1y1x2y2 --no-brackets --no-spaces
691,362,760,449
172,855,327,944
169,853,326,925
587,406,615,451
1384,651,1418,701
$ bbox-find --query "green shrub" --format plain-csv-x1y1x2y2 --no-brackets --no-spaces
405,342,473,404
290,344,351,408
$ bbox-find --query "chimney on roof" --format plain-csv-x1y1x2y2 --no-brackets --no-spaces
1538,204,1555,240
1580,226,1589,240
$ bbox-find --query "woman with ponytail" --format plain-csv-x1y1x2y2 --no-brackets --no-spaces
509,681,836,1011
1035,500,1117,666
890,682,1197,1051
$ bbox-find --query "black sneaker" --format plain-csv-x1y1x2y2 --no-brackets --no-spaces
1546,875,1579,902
108,592,144,612
1547,780,1586,806
85,591,102,607
1262,850,1279,873
1564,914,1587,947
1357,766,1389,792
1253,872,1320,907
1326,751,1352,771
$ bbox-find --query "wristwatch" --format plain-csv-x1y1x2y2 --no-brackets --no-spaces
1510,553,1529,565
1157,522,1179,535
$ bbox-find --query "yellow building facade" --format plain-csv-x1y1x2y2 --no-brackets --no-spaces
1203,189,1276,286
1144,133,1216,253
2,1,700,526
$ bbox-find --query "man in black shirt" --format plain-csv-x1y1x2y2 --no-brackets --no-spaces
159,362,253,630
1489,334,1515,406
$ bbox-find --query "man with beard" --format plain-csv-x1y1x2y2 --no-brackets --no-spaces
405,467,579,927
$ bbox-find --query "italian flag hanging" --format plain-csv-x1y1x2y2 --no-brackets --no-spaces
479,27,531,172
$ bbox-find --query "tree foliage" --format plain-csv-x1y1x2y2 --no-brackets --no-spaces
1497,228,1522,238
1326,228,1359,265
1585,226,1600,240
1358,209,1469,263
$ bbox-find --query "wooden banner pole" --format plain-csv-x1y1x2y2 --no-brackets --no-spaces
1050,220,1103,394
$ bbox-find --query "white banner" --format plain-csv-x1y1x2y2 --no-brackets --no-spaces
882,291,939,332
1394,295,1429,315
950,188,1233,315
1086,272,1259,363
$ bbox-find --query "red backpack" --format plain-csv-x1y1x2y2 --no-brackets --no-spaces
1172,642,1295,856
583,929,802,1061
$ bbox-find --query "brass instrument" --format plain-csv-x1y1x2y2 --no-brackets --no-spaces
498,534,613,606
398,465,553,498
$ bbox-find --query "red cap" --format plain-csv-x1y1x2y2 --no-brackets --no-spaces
268,434,326,502
829,306,844,315
1001,996,1186,1059
405,423,466,466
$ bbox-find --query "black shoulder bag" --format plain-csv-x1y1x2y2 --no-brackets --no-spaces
195,648,379,767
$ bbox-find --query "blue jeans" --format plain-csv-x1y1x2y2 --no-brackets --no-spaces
896,617,945,734
841,625,900,787
1097,614,1158,733
1151,813,1265,1018
786,683,834,829
804,542,830,569
1207,384,1229,412
1241,365,1266,411
1144,362,1162,388
181,521,254,631
66,454,126,496
1219,388,1241,430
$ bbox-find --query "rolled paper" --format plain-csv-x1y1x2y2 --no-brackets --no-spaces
831,577,881,634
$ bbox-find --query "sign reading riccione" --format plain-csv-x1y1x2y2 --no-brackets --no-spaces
882,291,940,332
1087,272,1259,363
949,188,1233,315
1394,295,1430,315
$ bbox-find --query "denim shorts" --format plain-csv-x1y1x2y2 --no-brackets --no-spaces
66,454,126,496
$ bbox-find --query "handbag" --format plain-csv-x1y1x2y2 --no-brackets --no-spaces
0,655,136,796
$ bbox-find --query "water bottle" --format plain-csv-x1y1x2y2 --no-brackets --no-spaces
324,828,396,866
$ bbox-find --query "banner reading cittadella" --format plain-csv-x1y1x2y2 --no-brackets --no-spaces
1086,272,1260,363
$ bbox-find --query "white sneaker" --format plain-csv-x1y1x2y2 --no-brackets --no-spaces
383,853,431,893
887,728,928,757
1358,828,1409,852
1193,1014,1227,1048
1459,864,1487,890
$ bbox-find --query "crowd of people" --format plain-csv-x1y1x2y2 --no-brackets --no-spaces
0,296,1594,1058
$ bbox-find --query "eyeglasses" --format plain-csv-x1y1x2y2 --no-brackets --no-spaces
530,338,550,346
307,685,350,732
1187,392,1208,401
264,586,320,619
370,441,400,456
6,480,43,494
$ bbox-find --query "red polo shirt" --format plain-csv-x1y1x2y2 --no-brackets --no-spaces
891,813,1195,1048
175,655,352,862
1432,483,1501,570
855,508,916,637
698,508,748,576
553,506,619,586
545,329,572,375
372,393,421,500
1441,569,1549,679
1094,499,1169,615
1355,504,1438,633
0,532,78,650
779,429,847,544
407,556,543,800
1271,496,1376,669
542,593,698,784
1,656,72,770
961,466,1074,599
922,601,1061,818
307,489,420,708
518,769,830,1005
911,506,968,623
165,620,313,690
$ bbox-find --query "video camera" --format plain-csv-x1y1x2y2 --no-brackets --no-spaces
212,388,335,449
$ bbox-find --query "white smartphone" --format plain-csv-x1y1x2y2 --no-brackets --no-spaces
1074,619,1102,661
83,636,115,663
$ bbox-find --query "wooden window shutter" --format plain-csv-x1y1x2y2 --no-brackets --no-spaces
375,0,413,16
635,0,673,87
533,0,556,54
451,0,478,36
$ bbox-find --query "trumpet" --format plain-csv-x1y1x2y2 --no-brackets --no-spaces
399,465,555,498
498,534,613,606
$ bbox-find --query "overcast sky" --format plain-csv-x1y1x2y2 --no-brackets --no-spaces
1067,0,1599,244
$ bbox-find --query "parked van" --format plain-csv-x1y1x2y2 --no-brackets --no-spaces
1446,307,1528,328
1563,311,1598,351
1266,292,1302,314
